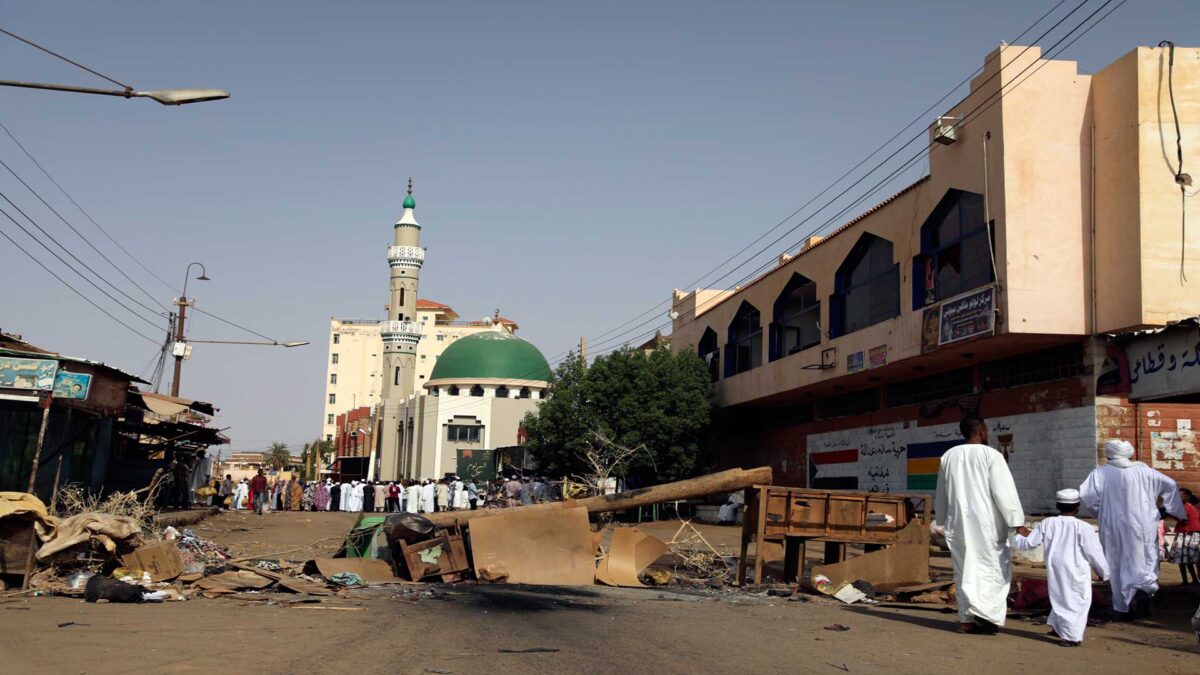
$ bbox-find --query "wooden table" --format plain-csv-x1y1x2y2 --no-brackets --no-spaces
736,485,930,585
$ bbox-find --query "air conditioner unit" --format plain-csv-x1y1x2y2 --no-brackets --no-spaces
931,115,961,145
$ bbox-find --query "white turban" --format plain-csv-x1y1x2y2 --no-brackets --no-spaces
1055,488,1080,504
1105,439,1135,460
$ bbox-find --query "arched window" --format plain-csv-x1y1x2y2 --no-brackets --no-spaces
724,301,762,377
770,273,821,360
495,386,509,398
697,327,719,382
830,233,899,337
470,385,484,397
913,190,992,307
518,387,532,399
399,288,405,307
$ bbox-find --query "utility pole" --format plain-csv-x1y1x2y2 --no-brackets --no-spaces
171,300,188,397
580,336,587,363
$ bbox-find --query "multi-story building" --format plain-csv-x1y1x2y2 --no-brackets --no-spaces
320,302,520,443
669,44,1199,512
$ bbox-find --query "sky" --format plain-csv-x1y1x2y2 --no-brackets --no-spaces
1,0,1196,452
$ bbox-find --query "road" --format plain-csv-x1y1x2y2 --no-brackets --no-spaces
1,511,1197,674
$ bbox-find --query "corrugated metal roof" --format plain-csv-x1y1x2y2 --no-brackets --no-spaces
0,346,149,384
1108,316,1200,340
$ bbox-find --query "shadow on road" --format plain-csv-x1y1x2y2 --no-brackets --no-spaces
843,606,1058,645
451,584,609,614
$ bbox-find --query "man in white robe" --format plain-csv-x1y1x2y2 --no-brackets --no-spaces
405,481,422,514
233,479,249,509
345,480,363,512
422,480,436,513
1014,489,1109,646
934,415,1025,633
452,477,468,510
1078,439,1185,619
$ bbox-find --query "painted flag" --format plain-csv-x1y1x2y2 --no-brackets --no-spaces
906,439,958,490
809,448,860,490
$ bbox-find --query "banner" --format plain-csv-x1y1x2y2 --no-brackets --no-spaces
0,356,58,391
938,286,996,346
52,371,92,400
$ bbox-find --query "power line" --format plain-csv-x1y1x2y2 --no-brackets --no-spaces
0,211,159,343
0,120,180,291
0,26,131,89
0,155,172,313
190,305,280,342
0,188,165,330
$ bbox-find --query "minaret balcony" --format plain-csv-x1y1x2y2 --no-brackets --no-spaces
387,245,425,270
380,319,423,346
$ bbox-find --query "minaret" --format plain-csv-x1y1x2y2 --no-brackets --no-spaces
378,178,424,480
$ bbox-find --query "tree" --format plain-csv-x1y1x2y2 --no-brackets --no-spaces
522,346,713,485
263,442,291,471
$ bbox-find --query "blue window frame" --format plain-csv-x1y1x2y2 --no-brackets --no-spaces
769,273,821,360
829,234,899,337
913,190,993,308
698,327,720,381
724,302,762,377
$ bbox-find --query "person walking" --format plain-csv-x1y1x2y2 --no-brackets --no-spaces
219,474,233,510
1078,439,1186,619
467,479,479,510
249,469,269,516
933,415,1025,635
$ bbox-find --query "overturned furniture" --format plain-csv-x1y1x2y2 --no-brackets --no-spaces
736,486,931,589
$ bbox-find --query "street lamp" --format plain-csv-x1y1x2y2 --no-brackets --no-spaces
0,80,229,105
0,27,229,106
171,262,209,397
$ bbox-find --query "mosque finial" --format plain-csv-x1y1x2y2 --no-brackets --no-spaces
407,177,413,196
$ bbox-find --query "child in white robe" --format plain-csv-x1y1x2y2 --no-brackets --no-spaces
1014,488,1110,647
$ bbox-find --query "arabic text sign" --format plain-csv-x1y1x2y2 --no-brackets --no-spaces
1127,329,1200,400
52,371,92,400
0,356,58,391
938,286,995,345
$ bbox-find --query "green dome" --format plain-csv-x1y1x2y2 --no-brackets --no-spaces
429,331,551,384
402,194,416,209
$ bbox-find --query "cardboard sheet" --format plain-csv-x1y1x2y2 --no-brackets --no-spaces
195,569,274,590
468,506,595,586
119,540,184,582
312,557,401,583
596,527,668,587
810,519,930,592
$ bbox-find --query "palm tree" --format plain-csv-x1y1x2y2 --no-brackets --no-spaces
263,442,291,470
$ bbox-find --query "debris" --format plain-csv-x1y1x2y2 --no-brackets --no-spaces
642,569,672,586
84,574,144,603
665,520,734,582
194,570,273,591
37,512,142,561
310,558,399,583
596,527,668,588
766,587,795,598
276,577,335,596
823,624,851,632
468,507,595,586
810,520,930,592
832,583,868,605
826,663,850,672
498,647,560,653
57,621,87,628
476,564,509,583
292,605,365,611
119,540,184,582
329,572,366,587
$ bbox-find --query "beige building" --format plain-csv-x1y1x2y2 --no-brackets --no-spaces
320,302,519,442
670,44,1200,512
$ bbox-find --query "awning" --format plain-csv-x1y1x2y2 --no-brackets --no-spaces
131,391,217,417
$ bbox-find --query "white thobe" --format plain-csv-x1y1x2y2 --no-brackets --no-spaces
346,482,363,512
422,483,435,513
233,484,248,509
405,485,421,513
934,443,1025,626
1014,516,1109,642
452,481,468,509
1078,462,1185,612
339,483,350,511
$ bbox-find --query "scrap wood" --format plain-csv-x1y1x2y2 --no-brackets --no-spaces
228,536,344,563
195,570,274,591
277,577,335,596
292,605,364,611
665,520,732,581
468,507,595,586
595,527,668,588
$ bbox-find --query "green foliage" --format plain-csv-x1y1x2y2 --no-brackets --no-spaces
522,346,714,483
263,442,291,470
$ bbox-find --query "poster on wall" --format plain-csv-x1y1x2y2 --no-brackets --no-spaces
921,306,940,354
869,345,888,368
52,371,92,400
0,356,58,391
938,286,996,346
847,351,864,373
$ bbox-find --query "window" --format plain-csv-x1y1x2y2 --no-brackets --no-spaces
399,288,405,306
519,387,531,399
421,354,426,360
331,353,339,365
495,386,509,398
394,367,401,386
830,234,899,337
724,302,762,377
698,327,720,382
470,385,484,397
447,424,482,443
770,273,821,360
815,388,880,419
326,414,334,425
325,434,332,442
329,373,337,385
328,393,336,404
437,334,445,342
885,368,974,408
448,385,460,396
913,190,993,307
333,333,340,344
982,344,1084,391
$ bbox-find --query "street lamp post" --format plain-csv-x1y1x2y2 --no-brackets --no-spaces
171,262,209,397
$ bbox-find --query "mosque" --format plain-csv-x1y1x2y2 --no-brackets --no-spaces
322,180,552,481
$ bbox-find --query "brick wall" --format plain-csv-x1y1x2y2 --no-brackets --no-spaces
1137,402,1200,490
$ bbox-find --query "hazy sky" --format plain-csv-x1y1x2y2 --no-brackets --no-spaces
1,1,1195,452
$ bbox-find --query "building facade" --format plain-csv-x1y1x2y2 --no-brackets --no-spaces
669,44,1200,512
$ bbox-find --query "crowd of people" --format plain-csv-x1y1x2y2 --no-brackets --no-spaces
934,415,1195,647
209,471,564,515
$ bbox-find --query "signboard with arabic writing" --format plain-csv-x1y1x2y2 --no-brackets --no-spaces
52,371,92,400
938,286,996,346
0,356,58,391
1126,328,1200,401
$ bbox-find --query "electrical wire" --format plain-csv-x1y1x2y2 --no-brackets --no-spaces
0,188,165,329
1158,40,1189,284
189,305,281,343
0,155,172,312
0,26,131,90
0,120,180,295
0,211,159,343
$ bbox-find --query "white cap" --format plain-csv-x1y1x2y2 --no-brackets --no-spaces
1055,488,1081,504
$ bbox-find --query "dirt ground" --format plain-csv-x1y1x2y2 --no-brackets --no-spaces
2,510,1198,675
